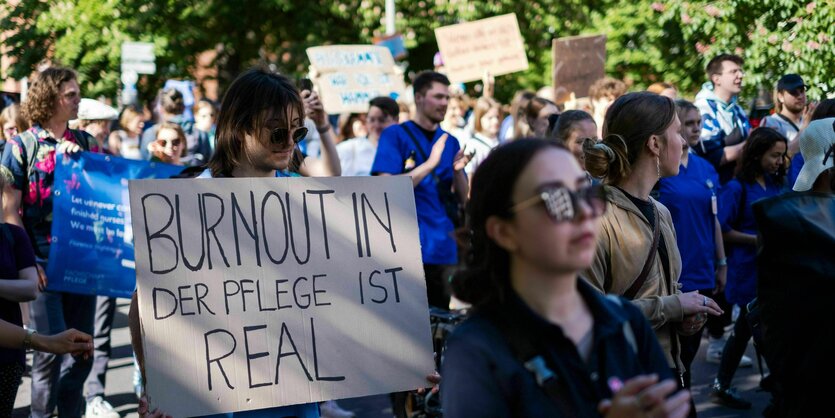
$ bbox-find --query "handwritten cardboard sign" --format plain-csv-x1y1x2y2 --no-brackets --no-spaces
552,34,607,104
306,45,405,113
434,13,529,83
130,176,434,417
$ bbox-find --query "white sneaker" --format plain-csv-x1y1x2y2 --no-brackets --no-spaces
320,400,355,418
705,337,754,368
86,396,120,418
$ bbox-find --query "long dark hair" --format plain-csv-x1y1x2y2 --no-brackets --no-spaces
736,127,788,185
583,92,676,185
208,66,305,177
452,139,567,308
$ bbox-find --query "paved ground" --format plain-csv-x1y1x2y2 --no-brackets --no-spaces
14,299,769,417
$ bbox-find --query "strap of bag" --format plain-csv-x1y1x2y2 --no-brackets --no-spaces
775,113,800,133
623,203,661,300
485,309,579,418
400,122,441,184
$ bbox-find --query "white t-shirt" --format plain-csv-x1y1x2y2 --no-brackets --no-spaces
117,130,143,160
462,133,499,176
761,114,801,142
336,137,377,177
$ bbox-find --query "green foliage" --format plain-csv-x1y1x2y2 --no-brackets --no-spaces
2,0,833,105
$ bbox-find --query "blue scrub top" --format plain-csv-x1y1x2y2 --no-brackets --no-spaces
718,176,782,305
786,152,804,191
657,154,720,292
371,121,460,265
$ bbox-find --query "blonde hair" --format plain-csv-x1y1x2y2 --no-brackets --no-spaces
0,104,28,140
473,97,502,134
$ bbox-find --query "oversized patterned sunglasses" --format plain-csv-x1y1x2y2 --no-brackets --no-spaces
271,126,308,145
510,184,607,222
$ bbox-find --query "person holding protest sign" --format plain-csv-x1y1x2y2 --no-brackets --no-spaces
581,93,724,415
443,139,690,418
371,71,471,309
1,66,98,418
130,66,324,418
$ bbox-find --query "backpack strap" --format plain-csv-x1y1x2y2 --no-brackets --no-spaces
623,203,661,300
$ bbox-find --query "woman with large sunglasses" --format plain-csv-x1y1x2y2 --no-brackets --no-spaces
442,139,690,418
582,92,724,417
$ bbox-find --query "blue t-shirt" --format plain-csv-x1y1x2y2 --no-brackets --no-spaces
371,121,459,265
718,176,782,305
657,154,720,292
787,152,804,191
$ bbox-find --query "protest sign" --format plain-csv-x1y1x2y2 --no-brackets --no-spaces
46,152,182,298
434,13,529,83
373,33,408,60
306,45,405,113
552,34,607,104
130,176,434,417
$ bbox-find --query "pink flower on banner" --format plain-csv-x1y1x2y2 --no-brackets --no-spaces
768,34,779,44
806,2,816,13
782,40,793,52
651,2,665,12
705,5,721,17
807,41,821,50
681,13,693,24
64,173,81,192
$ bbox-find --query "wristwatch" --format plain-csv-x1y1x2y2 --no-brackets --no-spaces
716,257,728,267
23,328,37,350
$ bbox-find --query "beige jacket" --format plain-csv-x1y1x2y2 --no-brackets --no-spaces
584,185,684,370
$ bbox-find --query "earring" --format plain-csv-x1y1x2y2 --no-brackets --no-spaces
656,156,661,178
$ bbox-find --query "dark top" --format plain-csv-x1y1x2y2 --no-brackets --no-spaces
0,223,36,364
616,187,671,281
753,191,835,418
441,279,673,418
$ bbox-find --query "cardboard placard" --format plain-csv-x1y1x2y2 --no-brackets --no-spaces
551,34,607,105
434,13,529,83
306,45,405,113
130,176,434,417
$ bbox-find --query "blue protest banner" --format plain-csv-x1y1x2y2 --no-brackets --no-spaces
46,152,183,298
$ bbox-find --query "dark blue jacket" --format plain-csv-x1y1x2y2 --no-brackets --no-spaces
441,279,673,418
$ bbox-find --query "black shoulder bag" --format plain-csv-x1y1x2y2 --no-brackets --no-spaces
399,123,463,227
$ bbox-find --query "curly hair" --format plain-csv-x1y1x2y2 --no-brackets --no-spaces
22,67,77,126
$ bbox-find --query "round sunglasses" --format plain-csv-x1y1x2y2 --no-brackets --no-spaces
271,126,308,145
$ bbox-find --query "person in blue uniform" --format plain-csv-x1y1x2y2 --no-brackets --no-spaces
657,100,727,409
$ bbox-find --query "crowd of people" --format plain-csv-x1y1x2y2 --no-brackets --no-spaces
0,48,832,418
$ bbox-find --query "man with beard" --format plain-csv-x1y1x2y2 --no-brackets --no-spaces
694,54,751,184
761,74,816,143
371,71,470,310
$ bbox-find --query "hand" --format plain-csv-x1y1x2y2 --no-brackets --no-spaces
301,89,328,128
678,313,708,336
427,133,449,168
800,101,818,130
481,70,495,97
598,374,690,418
713,265,727,294
57,140,82,155
453,147,473,172
34,328,93,358
676,291,723,316
36,264,48,291
417,371,441,395
138,395,173,418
